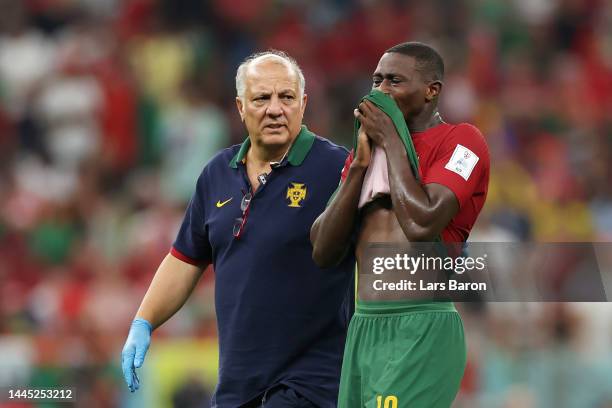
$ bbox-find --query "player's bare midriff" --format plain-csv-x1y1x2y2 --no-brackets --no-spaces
355,195,448,301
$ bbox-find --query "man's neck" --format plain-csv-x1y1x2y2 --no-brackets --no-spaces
247,140,292,168
245,141,293,191
406,108,444,133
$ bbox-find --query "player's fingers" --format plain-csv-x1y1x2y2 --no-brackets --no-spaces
354,107,370,122
357,101,369,116
355,110,373,131
134,341,150,369
362,100,377,114
353,108,364,121
358,129,371,152
121,346,135,390
357,124,366,136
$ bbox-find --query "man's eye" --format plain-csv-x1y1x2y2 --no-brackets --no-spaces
373,78,382,86
282,95,295,100
391,78,401,84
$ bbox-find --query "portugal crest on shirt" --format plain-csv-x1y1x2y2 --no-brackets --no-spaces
286,182,307,207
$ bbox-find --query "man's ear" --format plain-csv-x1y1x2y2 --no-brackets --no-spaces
236,97,245,121
301,93,308,112
426,81,442,102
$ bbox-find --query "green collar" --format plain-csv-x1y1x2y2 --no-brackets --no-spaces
229,125,316,168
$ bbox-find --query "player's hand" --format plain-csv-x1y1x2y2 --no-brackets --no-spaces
352,126,372,168
354,100,398,148
121,318,152,392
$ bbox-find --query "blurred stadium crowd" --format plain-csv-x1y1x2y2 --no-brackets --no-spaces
0,0,611,407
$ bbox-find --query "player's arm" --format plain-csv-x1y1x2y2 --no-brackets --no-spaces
384,137,458,240
355,101,458,241
310,128,370,268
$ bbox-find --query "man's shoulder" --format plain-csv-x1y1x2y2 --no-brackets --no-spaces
193,144,241,187
201,144,241,171
443,122,489,156
310,134,350,162
446,122,486,143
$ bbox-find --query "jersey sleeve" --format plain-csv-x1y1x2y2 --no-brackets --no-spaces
171,170,212,267
422,124,489,209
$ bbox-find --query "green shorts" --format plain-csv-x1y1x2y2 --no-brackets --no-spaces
337,301,466,408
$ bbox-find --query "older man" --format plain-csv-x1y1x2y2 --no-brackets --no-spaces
121,51,354,407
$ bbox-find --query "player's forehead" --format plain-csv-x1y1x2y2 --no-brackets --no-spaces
244,57,299,95
373,52,418,78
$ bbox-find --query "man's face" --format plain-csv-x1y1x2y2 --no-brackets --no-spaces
236,58,307,148
372,53,435,120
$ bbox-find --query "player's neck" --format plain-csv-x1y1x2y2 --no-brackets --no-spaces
407,109,444,133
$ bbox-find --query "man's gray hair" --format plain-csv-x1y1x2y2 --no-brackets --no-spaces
235,50,306,100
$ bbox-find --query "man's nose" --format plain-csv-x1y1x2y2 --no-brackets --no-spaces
379,79,392,95
266,96,283,116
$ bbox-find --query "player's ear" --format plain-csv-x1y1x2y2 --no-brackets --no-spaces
236,97,245,121
425,81,442,102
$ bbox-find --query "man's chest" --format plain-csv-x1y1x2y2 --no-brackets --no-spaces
203,167,333,253
413,136,446,179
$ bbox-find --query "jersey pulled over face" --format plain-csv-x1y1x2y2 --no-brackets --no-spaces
237,58,307,149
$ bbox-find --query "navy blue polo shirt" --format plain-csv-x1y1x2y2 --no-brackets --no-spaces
171,125,355,408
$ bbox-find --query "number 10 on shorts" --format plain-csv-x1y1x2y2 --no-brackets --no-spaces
376,395,398,408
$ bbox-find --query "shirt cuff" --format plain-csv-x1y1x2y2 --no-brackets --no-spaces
170,247,208,267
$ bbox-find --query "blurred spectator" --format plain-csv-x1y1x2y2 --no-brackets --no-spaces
158,74,229,202
0,0,56,119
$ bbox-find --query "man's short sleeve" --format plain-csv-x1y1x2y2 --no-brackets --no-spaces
422,124,489,209
171,171,212,267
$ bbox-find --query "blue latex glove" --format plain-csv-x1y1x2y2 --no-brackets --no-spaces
121,318,152,392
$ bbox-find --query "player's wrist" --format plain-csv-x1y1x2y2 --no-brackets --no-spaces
381,133,402,152
349,160,369,171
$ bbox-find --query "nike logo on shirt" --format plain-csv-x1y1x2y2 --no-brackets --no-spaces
216,198,233,207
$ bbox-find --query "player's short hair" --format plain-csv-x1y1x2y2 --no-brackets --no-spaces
386,42,444,82
235,50,305,101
